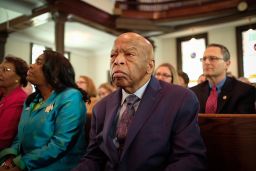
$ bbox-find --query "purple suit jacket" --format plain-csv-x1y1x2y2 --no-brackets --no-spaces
73,77,207,171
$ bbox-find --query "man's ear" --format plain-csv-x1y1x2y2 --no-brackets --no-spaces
226,60,231,68
147,59,155,74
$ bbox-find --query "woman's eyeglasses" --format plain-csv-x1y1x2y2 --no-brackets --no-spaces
0,67,14,73
155,73,172,78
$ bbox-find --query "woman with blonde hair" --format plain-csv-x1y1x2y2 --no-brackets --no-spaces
77,75,97,114
155,63,180,85
97,82,115,100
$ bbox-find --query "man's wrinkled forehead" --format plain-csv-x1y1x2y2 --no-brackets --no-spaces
111,32,154,59
112,40,140,50
112,37,143,51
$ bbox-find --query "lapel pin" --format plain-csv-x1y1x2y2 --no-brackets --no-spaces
223,95,227,100
45,104,54,113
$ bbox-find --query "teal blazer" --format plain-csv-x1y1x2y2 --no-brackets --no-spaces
0,88,86,171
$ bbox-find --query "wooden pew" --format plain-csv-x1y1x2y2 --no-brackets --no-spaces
198,114,256,171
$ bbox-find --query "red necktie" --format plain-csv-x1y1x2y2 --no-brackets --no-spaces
205,85,218,113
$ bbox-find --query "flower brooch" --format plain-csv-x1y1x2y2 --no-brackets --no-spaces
45,103,54,113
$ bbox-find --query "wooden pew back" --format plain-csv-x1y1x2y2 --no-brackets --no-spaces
198,114,256,171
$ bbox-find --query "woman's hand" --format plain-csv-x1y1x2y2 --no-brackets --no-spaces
0,157,21,171
0,167,8,171
7,167,21,171
0,167,21,171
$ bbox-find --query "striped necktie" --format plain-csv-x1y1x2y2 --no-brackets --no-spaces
205,85,218,113
116,94,140,150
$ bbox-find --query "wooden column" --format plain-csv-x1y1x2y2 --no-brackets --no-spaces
53,12,67,54
128,0,138,10
0,31,8,62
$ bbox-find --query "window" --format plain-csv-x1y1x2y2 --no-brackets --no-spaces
30,43,70,64
236,23,256,83
30,43,46,64
64,52,70,60
177,33,208,87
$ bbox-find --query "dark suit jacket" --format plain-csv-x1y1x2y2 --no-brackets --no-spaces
190,77,256,114
73,77,207,171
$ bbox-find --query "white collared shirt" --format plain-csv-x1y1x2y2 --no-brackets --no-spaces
118,78,151,120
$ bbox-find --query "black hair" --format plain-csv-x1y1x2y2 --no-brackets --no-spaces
26,50,89,105
178,71,190,85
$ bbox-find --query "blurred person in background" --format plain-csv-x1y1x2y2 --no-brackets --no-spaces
226,71,236,78
154,63,180,85
22,82,33,95
197,74,207,84
97,82,116,100
77,75,97,114
178,71,190,88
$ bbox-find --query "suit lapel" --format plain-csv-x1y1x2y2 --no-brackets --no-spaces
217,77,232,113
120,77,161,159
198,82,210,113
102,89,122,162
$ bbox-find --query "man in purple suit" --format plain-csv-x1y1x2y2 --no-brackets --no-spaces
73,32,207,171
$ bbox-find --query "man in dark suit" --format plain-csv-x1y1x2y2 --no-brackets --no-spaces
73,32,207,171
191,43,256,114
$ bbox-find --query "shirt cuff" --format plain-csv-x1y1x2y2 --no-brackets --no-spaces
13,155,26,170
0,148,18,163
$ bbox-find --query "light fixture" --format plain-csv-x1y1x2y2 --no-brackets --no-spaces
237,1,248,12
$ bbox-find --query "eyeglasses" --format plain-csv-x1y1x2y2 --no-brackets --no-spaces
155,73,172,78
200,56,224,62
76,81,87,84
0,67,14,73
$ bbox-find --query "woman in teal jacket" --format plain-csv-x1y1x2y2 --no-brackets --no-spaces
0,50,88,171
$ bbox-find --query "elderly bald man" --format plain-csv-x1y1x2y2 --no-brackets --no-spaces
73,32,207,171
